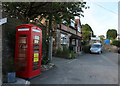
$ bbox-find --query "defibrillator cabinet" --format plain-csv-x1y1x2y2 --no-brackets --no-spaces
15,24,42,79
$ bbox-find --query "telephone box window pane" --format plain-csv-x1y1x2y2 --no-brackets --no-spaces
19,39,26,43
34,53,39,57
19,44,27,48
34,40,39,44
18,58,26,62
34,36,39,40
33,57,39,62
33,62,39,66
33,66,39,70
18,53,26,57
19,35,27,43
34,49,39,53
19,35,27,37
20,63,27,66
19,49,27,53
34,45,39,48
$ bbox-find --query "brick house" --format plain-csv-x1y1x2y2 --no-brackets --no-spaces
52,19,82,53
39,17,82,54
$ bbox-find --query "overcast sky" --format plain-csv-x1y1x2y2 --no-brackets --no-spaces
80,0,118,37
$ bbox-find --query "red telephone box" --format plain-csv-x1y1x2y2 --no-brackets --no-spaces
15,24,42,79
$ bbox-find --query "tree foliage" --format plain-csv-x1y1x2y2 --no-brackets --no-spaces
106,29,117,39
3,2,87,24
81,24,94,40
99,35,105,40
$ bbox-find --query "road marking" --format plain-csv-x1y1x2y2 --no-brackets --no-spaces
67,59,77,64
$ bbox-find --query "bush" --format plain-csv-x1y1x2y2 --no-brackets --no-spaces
62,46,70,54
55,49,63,55
81,40,88,46
55,47,70,58
70,50,76,59
111,40,120,47
83,45,91,53
55,46,76,59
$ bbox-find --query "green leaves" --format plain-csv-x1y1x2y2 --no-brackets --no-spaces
99,35,105,41
107,29,117,39
81,24,94,40
3,2,87,24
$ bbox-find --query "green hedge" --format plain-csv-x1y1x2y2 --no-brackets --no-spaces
111,40,120,47
70,50,76,59
55,46,76,59
83,45,91,53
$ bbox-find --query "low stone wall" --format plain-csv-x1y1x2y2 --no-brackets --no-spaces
103,44,118,53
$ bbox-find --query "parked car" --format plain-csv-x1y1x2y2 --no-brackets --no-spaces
118,48,120,54
90,43,102,54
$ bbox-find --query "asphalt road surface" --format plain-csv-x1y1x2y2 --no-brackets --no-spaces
30,52,118,84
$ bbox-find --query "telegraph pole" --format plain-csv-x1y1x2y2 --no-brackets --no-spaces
48,2,53,61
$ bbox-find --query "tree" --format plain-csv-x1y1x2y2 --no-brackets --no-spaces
3,2,51,22
99,35,105,41
3,2,88,61
3,2,87,24
106,29,117,39
81,24,94,41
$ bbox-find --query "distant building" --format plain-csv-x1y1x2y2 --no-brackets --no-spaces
39,17,82,54
53,19,82,53
91,37,100,41
90,37,101,44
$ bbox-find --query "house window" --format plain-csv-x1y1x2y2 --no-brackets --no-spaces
70,19,75,28
76,40,78,46
72,39,76,45
62,20,67,24
78,26,81,32
61,34,67,44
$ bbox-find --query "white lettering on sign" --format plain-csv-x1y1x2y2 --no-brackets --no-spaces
18,28,29,31
0,18,7,25
32,29,40,33
91,37,100,40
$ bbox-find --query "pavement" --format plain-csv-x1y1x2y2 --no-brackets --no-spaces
2,78,30,86
30,51,118,84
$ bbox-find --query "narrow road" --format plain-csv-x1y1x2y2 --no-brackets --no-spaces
30,52,118,84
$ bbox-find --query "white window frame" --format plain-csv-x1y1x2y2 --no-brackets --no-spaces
72,39,76,45
62,20,67,24
70,19,75,28
78,24,81,32
61,34,67,45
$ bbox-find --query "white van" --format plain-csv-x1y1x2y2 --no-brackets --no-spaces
90,43,102,54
